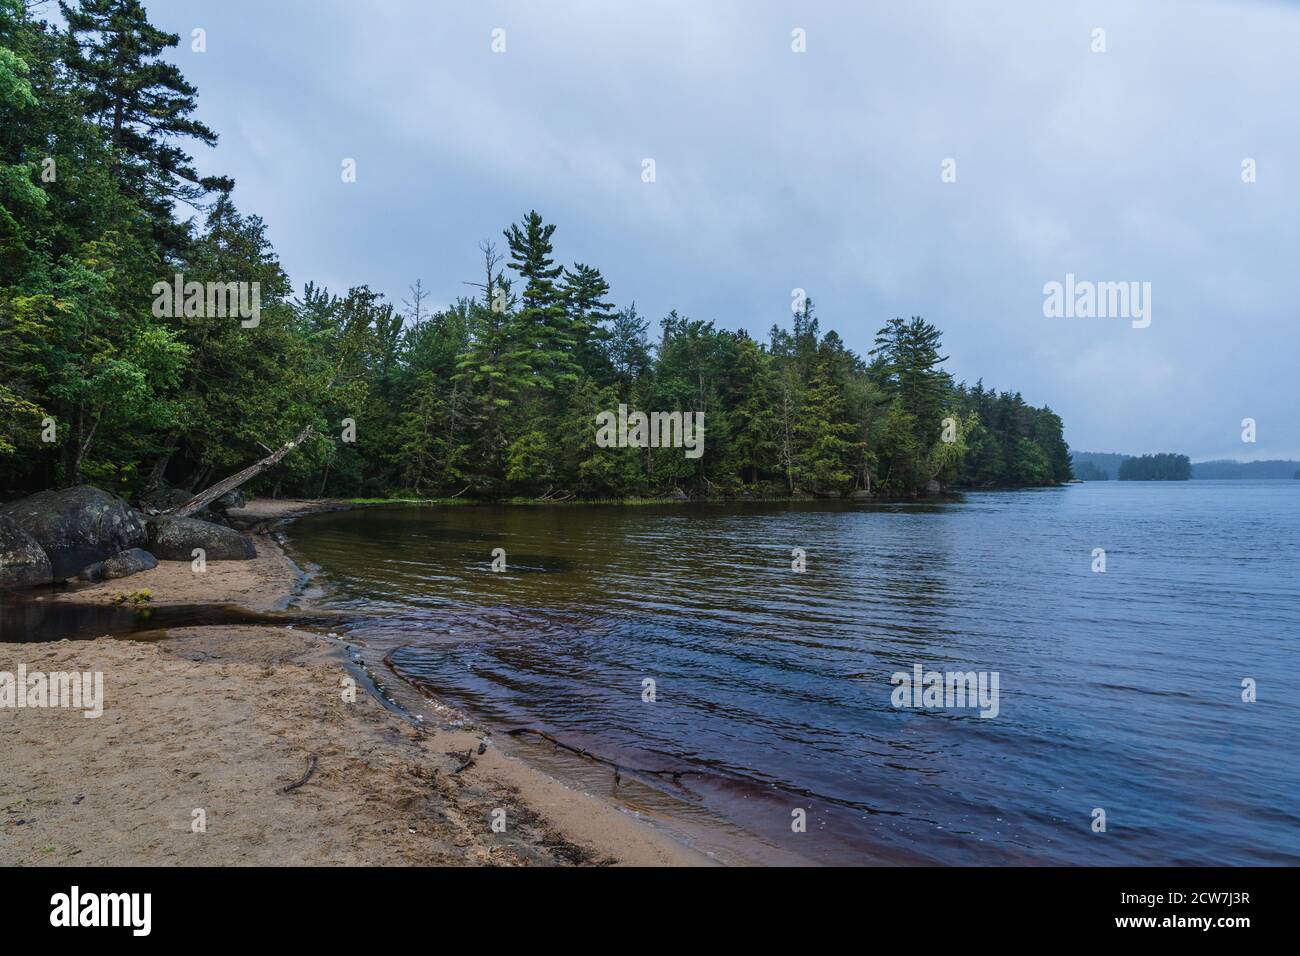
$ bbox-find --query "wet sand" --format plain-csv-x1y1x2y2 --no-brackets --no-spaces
0,499,710,866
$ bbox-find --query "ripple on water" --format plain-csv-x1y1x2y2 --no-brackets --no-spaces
284,486,1300,865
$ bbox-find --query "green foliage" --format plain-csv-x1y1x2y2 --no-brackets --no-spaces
950,381,1073,488
0,2,1071,502
60,0,231,227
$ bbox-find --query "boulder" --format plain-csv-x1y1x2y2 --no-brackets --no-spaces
0,514,53,589
79,547,159,582
137,485,193,514
848,489,873,500
922,480,942,496
0,485,147,579
147,516,256,561
136,485,225,524
103,547,159,579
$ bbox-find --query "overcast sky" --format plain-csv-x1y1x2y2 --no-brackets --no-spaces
118,0,1299,460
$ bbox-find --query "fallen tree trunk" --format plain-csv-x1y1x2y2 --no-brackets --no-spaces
168,423,316,518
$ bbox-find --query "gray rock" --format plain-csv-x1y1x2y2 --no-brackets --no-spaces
136,485,224,524
213,489,247,512
848,489,873,500
0,514,53,589
922,479,942,496
0,485,147,579
99,548,158,580
147,516,256,561
137,485,193,513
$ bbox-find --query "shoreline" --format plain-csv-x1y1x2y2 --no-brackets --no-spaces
263,485,1069,512
0,498,718,866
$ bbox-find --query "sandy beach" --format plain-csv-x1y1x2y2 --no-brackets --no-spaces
0,500,709,867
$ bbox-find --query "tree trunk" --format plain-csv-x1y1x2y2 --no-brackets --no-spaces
68,406,86,487
146,437,179,490
168,424,315,518
318,456,332,497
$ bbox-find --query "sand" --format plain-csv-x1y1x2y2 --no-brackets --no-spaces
0,500,709,867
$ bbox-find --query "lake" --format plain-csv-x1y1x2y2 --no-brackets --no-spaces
285,482,1300,865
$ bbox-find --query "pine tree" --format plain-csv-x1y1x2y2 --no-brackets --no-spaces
871,316,952,465
452,289,528,494
60,0,231,233
794,366,857,492
503,210,581,394
561,261,616,380
605,302,650,387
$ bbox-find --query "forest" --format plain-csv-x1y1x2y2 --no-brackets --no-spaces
1117,454,1192,482
0,0,1072,505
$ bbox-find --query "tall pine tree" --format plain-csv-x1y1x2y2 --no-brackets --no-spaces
60,0,230,241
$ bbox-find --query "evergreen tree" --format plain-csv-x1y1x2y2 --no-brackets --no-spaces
60,0,230,235
503,210,580,395
561,261,615,381
605,302,650,387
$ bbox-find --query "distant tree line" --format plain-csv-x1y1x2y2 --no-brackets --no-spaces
1117,454,1191,481
1073,452,1298,482
1191,459,1300,480
0,1,1072,503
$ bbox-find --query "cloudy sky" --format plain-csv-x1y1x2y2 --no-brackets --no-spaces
118,0,1300,460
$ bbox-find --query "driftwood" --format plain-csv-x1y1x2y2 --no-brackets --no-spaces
281,755,318,794
169,423,316,517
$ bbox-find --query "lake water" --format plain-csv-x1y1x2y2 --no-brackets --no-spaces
286,482,1300,865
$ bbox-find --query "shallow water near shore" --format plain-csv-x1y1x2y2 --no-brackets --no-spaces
0,598,328,643
285,482,1298,864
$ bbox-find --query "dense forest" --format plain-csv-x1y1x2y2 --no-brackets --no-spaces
1117,454,1192,481
0,0,1072,505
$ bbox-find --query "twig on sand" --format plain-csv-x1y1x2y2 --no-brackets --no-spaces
281,755,318,793
452,755,476,775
